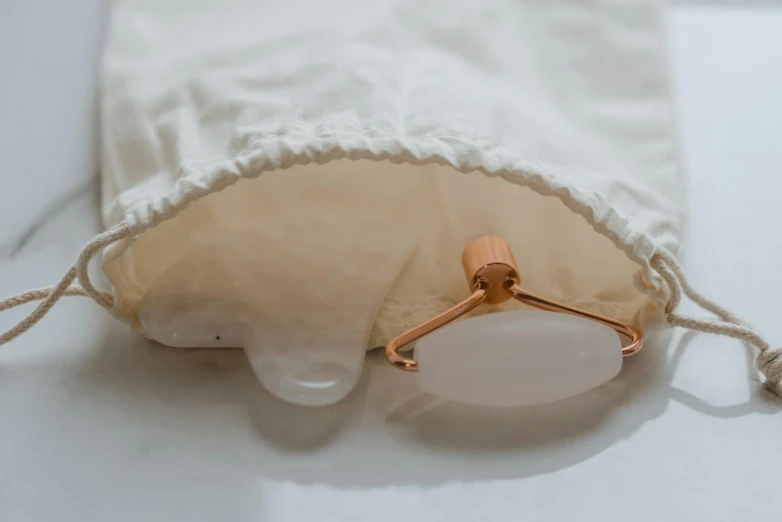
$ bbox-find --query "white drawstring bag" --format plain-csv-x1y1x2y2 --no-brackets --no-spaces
2,0,780,406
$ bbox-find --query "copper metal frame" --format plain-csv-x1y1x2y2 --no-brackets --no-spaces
385,236,643,371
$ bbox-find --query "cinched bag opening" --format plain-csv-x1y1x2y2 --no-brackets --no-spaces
101,156,664,403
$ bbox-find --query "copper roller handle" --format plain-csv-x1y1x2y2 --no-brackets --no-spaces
504,283,642,357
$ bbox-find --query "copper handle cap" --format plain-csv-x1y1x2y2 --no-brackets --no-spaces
461,236,519,304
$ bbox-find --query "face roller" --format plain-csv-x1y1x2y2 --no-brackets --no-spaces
385,236,642,407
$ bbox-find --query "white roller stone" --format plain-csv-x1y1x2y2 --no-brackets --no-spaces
416,310,623,407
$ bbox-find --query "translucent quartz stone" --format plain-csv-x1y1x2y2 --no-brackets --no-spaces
139,223,413,407
415,310,622,407
139,297,375,407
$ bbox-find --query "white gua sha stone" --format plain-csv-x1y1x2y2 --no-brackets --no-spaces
415,310,622,407
139,298,373,406
385,236,641,407
139,223,413,407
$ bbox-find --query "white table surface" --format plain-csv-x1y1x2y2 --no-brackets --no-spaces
1,3,781,521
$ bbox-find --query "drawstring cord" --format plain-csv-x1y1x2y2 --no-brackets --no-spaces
0,223,131,345
0,226,779,389
651,250,782,387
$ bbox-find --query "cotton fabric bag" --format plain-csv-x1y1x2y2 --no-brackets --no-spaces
2,0,780,405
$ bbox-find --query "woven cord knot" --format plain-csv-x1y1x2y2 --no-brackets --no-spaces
756,348,782,385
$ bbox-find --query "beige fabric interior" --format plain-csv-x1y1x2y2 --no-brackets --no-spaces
103,158,657,351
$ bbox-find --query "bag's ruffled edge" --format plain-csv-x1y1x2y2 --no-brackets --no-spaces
105,134,669,302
